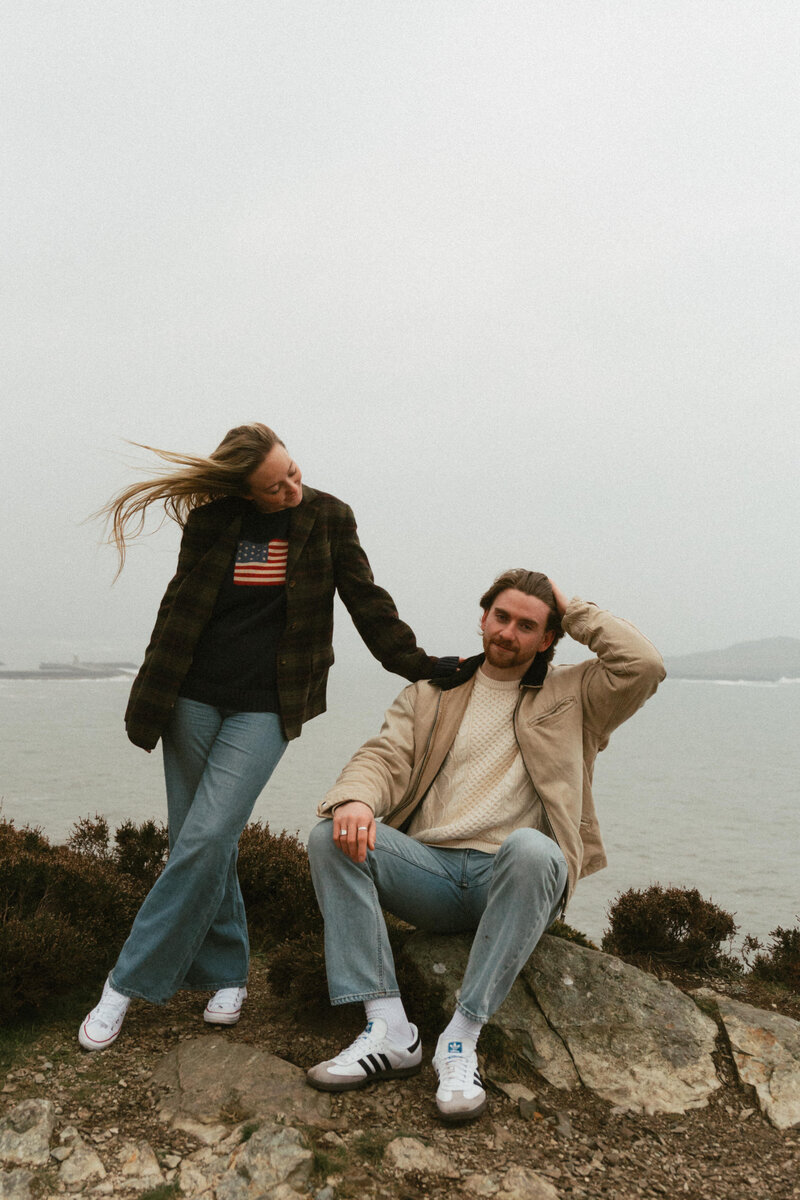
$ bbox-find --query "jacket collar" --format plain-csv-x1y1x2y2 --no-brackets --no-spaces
432,650,550,692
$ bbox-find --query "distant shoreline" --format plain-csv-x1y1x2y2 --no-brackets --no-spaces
668,674,800,685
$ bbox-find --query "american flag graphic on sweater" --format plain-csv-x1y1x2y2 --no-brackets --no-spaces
233,538,289,586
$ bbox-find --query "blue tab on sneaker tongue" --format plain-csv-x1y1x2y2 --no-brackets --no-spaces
447,1040,462,1054
365,1021,373,1033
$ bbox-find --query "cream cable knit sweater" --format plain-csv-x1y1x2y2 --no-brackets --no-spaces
407,668,545,853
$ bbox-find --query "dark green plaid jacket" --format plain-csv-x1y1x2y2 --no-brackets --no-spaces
125,486,441,750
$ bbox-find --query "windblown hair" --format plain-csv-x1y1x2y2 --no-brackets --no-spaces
100,423,284,571
479,569,564,666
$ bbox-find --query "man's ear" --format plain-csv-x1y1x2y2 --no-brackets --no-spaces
479,609,488,632
540,629,555,653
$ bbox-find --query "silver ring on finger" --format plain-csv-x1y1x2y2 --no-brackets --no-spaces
339,828,347,835
357,826,368,831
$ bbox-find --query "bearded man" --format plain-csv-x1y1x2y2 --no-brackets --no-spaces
305,570,665,1122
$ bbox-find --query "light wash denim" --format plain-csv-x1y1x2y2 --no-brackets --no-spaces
110,699,287,1004
307,821,568,1023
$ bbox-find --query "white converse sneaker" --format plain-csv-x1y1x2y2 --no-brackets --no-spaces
307,1018,422,1092
78,977,130,1051
204,986,247,1025
432,1033,487,1122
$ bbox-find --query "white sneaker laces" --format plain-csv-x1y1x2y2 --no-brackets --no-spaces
209,987,241,1007
437,1046,476,1090
91,992,128,1030
334,1026,381,1065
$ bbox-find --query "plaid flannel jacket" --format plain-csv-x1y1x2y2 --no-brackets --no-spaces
125,486,440,749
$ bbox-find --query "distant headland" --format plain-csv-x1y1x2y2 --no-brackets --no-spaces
0,659,137,680
665,636,800,682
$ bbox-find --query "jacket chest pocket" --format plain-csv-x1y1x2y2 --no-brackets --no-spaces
524,695,577,727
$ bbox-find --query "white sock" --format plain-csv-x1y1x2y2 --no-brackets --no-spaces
364,997,414,1045
440,1009,484,1053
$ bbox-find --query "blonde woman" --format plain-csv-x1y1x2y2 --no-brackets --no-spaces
79,423,452,1050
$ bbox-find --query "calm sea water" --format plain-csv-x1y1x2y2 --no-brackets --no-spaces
1,668,797,950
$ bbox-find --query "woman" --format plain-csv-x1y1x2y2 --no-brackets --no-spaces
79,422,451,1050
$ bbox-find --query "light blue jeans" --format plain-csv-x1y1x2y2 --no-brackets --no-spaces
307,821,568,1023
110,699,287,1004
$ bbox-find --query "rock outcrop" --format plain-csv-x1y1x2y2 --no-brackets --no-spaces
405,931,722,1115
710,993,800,1129
151,1035,331,1130
2,942,799,1199
0,1100,55,1167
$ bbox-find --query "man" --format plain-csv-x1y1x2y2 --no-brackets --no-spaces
305,570,665,1121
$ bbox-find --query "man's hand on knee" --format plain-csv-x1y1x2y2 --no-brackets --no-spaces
331,801,376,863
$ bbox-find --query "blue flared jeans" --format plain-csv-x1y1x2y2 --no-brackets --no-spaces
307,820,568,1023
110,699,287,1004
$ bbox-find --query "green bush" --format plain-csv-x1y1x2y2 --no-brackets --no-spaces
746,924,800,991
601,884,737,969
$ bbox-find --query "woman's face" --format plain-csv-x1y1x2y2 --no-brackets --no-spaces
244,444,303,512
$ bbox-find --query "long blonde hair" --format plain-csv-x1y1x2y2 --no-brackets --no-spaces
101,423,284,571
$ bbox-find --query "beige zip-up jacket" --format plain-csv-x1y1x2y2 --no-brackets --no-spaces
319,598,665,904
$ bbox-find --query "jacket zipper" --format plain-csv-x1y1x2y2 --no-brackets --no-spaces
513,692,569,914
388,691,443,825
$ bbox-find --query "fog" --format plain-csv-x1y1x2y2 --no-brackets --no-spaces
2,2,798,675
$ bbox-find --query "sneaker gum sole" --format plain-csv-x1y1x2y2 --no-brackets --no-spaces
308,1061,422,1093
436,1093,488,1123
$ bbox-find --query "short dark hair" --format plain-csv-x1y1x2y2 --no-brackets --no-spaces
479,569,564,667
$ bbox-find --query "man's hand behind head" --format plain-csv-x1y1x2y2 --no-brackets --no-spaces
548,580,569,619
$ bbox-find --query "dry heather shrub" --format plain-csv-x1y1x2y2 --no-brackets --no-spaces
548,918,597,949
67,814,169,886
602,884,737,969
0,818,147,1020
237,822,322,949
0,914,98,1019
747,925,800,991
267,914,448,1037
268,931,329,1016
112,818,169,885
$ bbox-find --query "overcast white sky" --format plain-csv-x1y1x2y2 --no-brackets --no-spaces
2,1,798,668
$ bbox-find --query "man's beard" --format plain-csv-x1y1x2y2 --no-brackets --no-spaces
483,636,524,668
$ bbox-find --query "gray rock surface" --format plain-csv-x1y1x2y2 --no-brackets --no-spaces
714,994,800,1129
384,1136,460,1177
407,933,578,1089
462,1172,500,1196
525,935,721,1113
172,1120,315,1198
404,931,721,1114
0,1168,34,1200
215,1123,313,1199
501,1164,560,1199
57,1135,106,1186
117,1139,164,1190
0,1100,55,1167
151,1036,331,1129
178,1148,230,1197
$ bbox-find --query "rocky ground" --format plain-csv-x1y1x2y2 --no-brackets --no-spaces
1,957,798,1200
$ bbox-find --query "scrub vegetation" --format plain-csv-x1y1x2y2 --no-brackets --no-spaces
0,816,797,1027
